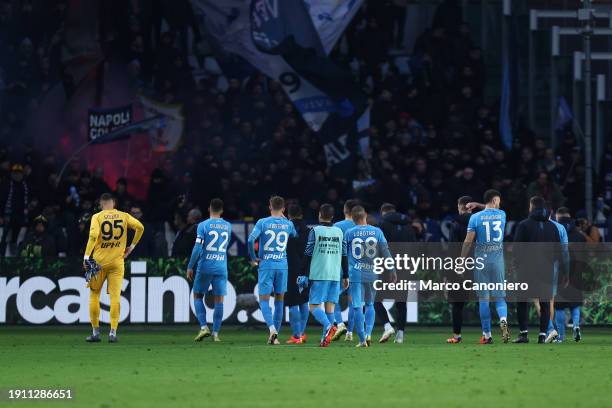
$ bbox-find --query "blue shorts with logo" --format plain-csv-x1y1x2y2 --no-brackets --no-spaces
349,281,376,307
258,268,288,295
309,280,341,304
193,273,227,296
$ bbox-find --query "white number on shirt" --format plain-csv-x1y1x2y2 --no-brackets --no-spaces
206,230,229,252
483,221,503,242
263,230,289,252
350,237,378,259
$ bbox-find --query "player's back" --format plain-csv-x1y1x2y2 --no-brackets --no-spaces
334,219,355,235
198,218,232,275
344,225,386,283
307,224,344,281
468,208,506,262
89,209,137,266
251,216,296,269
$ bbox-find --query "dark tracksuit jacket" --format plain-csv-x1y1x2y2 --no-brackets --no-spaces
286,218,310,306
513,208,568,333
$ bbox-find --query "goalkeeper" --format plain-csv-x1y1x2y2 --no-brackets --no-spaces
83,193,144,343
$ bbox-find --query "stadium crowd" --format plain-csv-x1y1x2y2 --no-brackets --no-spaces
0,0,611,258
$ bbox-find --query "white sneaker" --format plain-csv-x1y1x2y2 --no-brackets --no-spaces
267,332,280,345
394,330,404,344
379,326,395,343
545,329,559,344
332,323,347,341
212,333,221,342
355,341,369,348
344,332,353,342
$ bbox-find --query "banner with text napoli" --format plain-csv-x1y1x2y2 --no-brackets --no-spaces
88,105,132,142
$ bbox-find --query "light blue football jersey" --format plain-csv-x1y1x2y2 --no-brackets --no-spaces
188,218,232,276
334,219,356,235
248,216,297,270
467,208,506,263
344,225,390,283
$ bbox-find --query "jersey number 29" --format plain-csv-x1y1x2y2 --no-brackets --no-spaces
263,230,288,252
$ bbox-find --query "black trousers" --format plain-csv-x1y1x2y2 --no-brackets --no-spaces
374,302,407,331
517,301,550,334
451,302,464,334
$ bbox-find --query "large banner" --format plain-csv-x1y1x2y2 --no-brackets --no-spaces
192,0,364,133
1,249,610,326
0,258,418,325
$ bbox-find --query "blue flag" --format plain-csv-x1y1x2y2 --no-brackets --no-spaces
555,96,574,131
499,16,519,151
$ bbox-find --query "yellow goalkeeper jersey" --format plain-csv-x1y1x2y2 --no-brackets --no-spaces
84,209,144,266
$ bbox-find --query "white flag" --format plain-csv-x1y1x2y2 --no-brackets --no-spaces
192,0,362,132
140,97,184,152
304,0,364,54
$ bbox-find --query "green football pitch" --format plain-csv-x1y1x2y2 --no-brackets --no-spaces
1,326,610,408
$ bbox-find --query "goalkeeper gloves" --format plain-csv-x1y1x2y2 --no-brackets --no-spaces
84,259,102,283
297,276,309,293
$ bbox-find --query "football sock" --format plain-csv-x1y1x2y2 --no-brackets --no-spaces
289,305,301,337
259,300,275,332
547,318,555,334
479,301,492,334
353,307,366,343
365,304,375,336
334,305,343,324
109,292,120,331
347,306,355,332
571,306,580,329
213,302,223,333
396,301,407,331
299,302,309,335
555,309,566,340
273,300,284,333
451,302,464,334
494,300,508,321
311,308,331,330
109,328,116,336
92,327,100,336
89,289,101,328
325,312,335,326
194,297,207,328
384,322,393,332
